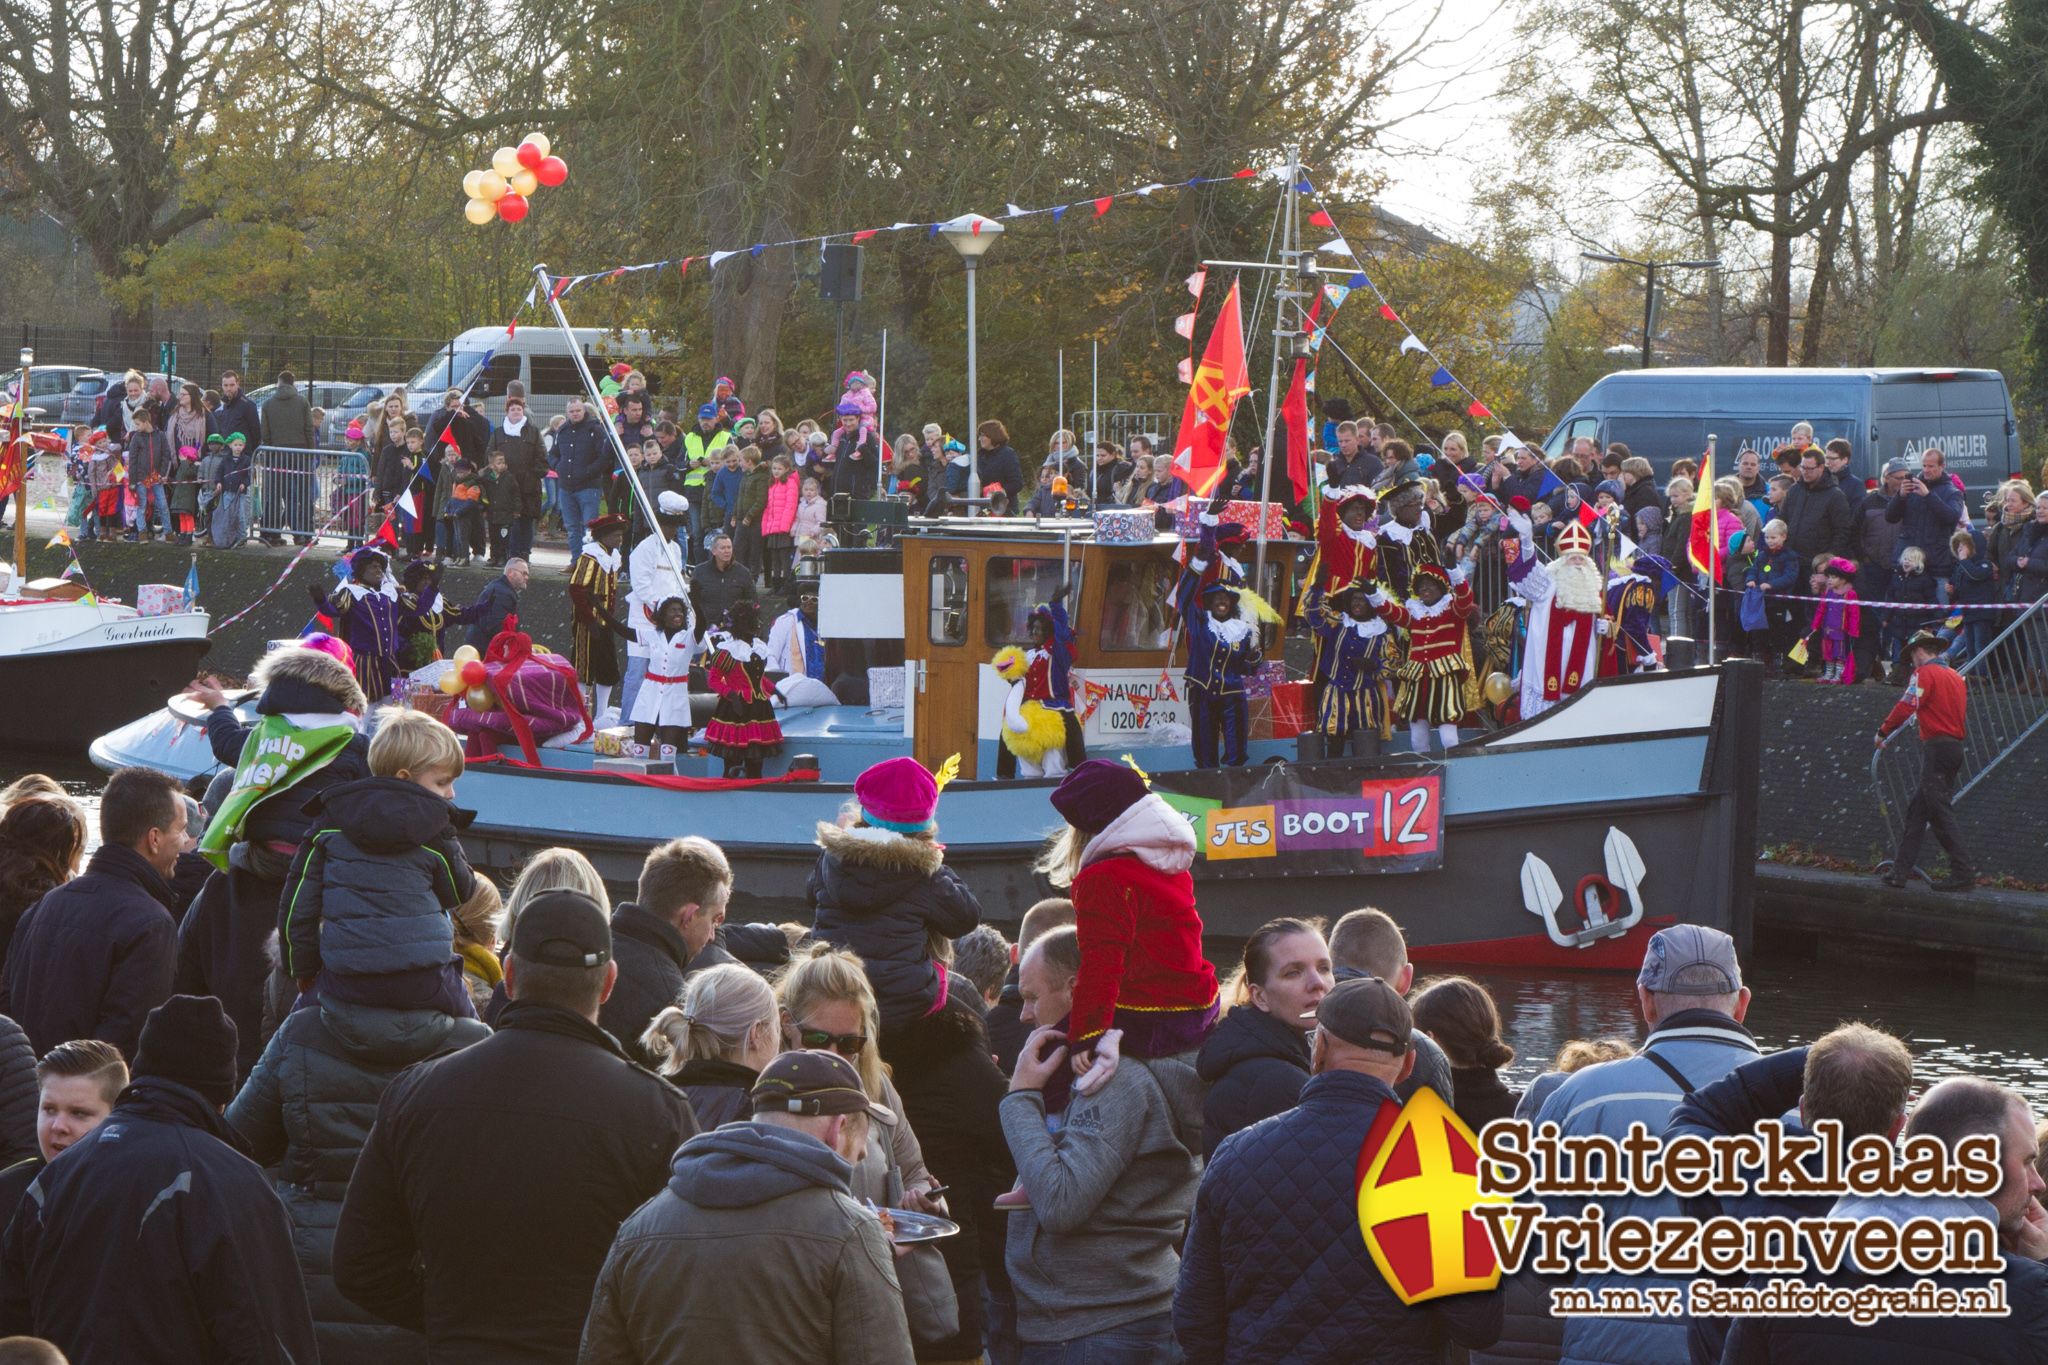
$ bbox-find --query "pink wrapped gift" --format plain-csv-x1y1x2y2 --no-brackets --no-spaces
1242,659,1288,700
1168,497,1288,541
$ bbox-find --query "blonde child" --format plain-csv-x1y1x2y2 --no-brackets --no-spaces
760,453,801,592
278,708,478,1017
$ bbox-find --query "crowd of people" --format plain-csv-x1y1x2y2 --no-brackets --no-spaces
0,714,2042,1363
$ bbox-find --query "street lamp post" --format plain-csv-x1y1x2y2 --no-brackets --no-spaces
940,213,1004,505
1580,252,1721,368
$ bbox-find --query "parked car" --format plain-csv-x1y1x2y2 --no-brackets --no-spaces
406,326,664,425
2,364,98,420
322,381,407,444
246,378,361,420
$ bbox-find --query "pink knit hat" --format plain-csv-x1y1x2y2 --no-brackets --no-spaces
299,633,355,672
855,757,939,833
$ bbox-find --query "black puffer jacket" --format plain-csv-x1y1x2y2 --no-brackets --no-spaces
671,1056,757,1131
1196,1004,1311,1160
600,902,693,1067
0,1015,35,1169
228,997,490,1365
807,823,981,1033
880,994,1015,1361
278,776,474,982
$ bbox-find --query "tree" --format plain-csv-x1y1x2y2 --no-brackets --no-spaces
0,0,269,328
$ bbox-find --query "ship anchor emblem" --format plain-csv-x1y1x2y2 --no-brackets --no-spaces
1518,827,1646,949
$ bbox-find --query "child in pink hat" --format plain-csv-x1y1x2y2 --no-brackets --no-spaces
807,756,982,1035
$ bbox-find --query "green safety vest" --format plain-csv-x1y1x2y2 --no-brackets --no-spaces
199,713,359,870
681,430,731,487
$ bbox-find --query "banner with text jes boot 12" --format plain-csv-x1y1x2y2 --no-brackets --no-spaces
1151,760,1444,877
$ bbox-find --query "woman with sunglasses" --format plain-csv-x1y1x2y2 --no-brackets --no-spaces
778,945,960,1344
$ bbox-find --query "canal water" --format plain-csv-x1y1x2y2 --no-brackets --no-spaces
19,757,2046,1110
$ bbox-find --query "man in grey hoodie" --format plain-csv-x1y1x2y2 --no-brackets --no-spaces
579,1050,913,1365
1000,932,1205,1361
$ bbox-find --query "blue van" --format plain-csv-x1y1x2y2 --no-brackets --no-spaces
1543,367,2021,495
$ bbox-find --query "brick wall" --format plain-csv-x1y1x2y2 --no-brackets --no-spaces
1756,678,2048,884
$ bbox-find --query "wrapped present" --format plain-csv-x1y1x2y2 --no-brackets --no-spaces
1168,497,1289,542
1093,507,1155,546
868,665,906,708
403,689,455,723
137,583,184,616
1269,681,1310,739
1247,696,1274,742
592,725,637,757
1242,659,1288,700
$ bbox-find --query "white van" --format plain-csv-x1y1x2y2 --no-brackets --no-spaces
406,326,667,425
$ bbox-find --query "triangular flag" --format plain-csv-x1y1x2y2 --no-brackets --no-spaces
1004,203,1024,217
1577,500,1600,528
1137,183,1164,196
928,223,941,237
1187,269,1208,298
1319,239,1353,256
971,218,982,235
1295,180,1312,192
1378,304,1400,323
1307,326,1326,352
77,591,95,606
708,250,736,269
1233,167,1258,178
1177,357,1194,385
1347,272,1369,289
1323,282,1352,309
46,529,70,548
678,257,694,276
1052,205,1068,221
852,229,878,243
888,221,918,231
440,422,462,449
749,243,766,257
1429,367,1455,388
609,266,627,280
1400,334,1427,355
1174,312,1197,340
1093,196,1113,217
1467,400,1494,420
1307,209,1335,228
549,275,571,301
1496,430,1524,453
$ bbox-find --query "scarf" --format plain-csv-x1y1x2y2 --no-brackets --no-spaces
1205,614,1255,646
2001,504,2032,531
502,414,527,436
1403,592,1455,620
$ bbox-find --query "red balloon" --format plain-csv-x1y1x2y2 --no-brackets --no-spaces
516,141,544,171
495,192,529,223
461,660,487,687
535,155,568,188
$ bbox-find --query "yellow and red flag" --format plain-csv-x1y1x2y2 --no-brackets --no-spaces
1355,1087,1507,1305
1168,278,1251,499
1687,447,1717,577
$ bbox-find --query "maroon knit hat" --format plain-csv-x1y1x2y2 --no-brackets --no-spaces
1051,759,1148,833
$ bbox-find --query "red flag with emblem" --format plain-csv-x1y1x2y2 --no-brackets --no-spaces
1168,278,1251,498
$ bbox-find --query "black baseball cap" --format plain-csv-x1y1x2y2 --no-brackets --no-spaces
509,890,611,968
750,1050,895,1122
1317,977,1413,1055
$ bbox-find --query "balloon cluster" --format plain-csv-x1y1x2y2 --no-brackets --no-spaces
460,133,569,226
437,644,501,710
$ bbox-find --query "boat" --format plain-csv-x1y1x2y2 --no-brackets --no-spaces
91,514,1759,961
3,357,212,753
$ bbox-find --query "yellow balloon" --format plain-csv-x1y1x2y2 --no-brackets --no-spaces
465,684,498,711
491,145,523,178
439,669,466,695
1483,671,1514,705
477,170,508,202
508,168,539,197
462,169,488,200
522,131,551,157
452,645,481,664
463,198,496,226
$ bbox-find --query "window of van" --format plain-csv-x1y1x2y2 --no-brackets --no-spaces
1604,418,1702,468
409,349,489,393
530,356,587,396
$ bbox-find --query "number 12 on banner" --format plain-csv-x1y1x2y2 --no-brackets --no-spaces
1358,776,1441,856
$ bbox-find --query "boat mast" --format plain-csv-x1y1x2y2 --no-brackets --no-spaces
11,348,29,584
1253,145,1301,594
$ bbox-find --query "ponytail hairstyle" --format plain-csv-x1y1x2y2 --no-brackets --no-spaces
640,963,778,1078
1410,975,1514,1070
1224,916,1327,1011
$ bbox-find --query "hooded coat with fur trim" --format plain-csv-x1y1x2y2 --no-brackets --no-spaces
203,645,370,850
806,823,982,1033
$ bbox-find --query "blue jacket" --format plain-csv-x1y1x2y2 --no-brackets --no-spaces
1743,544,1800,592
210,393,262,448
1885,477,1964,575
552,415,611,493
461,576,520,654
1174,1069,1501,1365
0,1078,319,1365
278,777,475,982
0,844,177,1057
1952,540,2000,619
1531,1008,1762,1365
1175,517,1262,696
1883,569,1941,639
708,463,745,521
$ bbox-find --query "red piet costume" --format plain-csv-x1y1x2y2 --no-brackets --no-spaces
1372,564,1475,726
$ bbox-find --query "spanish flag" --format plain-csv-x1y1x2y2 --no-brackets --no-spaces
1688,448,1717,577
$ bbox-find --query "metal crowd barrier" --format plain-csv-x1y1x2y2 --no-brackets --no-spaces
250,446,374,543
1871,591,2048,850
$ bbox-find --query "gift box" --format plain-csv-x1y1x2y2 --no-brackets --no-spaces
868,665,906,708
137,583,184,616
1092,508,1155,546
1269,681,1310,739
403,689,455,723
592,725,637,757
594,756,675,775
1242,660,1288,700
1168,497,1289,542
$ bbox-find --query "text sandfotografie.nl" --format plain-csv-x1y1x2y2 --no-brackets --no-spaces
1551,1277,2008,1324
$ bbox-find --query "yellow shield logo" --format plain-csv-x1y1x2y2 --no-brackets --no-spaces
1355,1088,1508,1304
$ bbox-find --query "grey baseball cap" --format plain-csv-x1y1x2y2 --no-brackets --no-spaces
1636,924,1741,994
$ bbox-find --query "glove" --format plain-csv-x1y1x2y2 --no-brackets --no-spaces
1447,559,1470,587
306,584,328,610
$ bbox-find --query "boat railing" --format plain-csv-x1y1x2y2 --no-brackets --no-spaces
1870,590,2048,852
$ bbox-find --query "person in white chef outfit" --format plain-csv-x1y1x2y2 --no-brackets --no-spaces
620,490,693,722
630,594,699,752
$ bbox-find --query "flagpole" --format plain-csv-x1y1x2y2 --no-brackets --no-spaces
1091,341,1100,469
877,328,888,498
1254,146,1299,596
1057,349,1065,458
1706,431,1717,668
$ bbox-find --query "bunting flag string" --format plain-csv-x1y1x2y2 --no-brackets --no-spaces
1298,177,1525,452
536,168,1271,295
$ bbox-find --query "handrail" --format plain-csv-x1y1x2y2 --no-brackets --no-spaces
1870,588,2048,849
